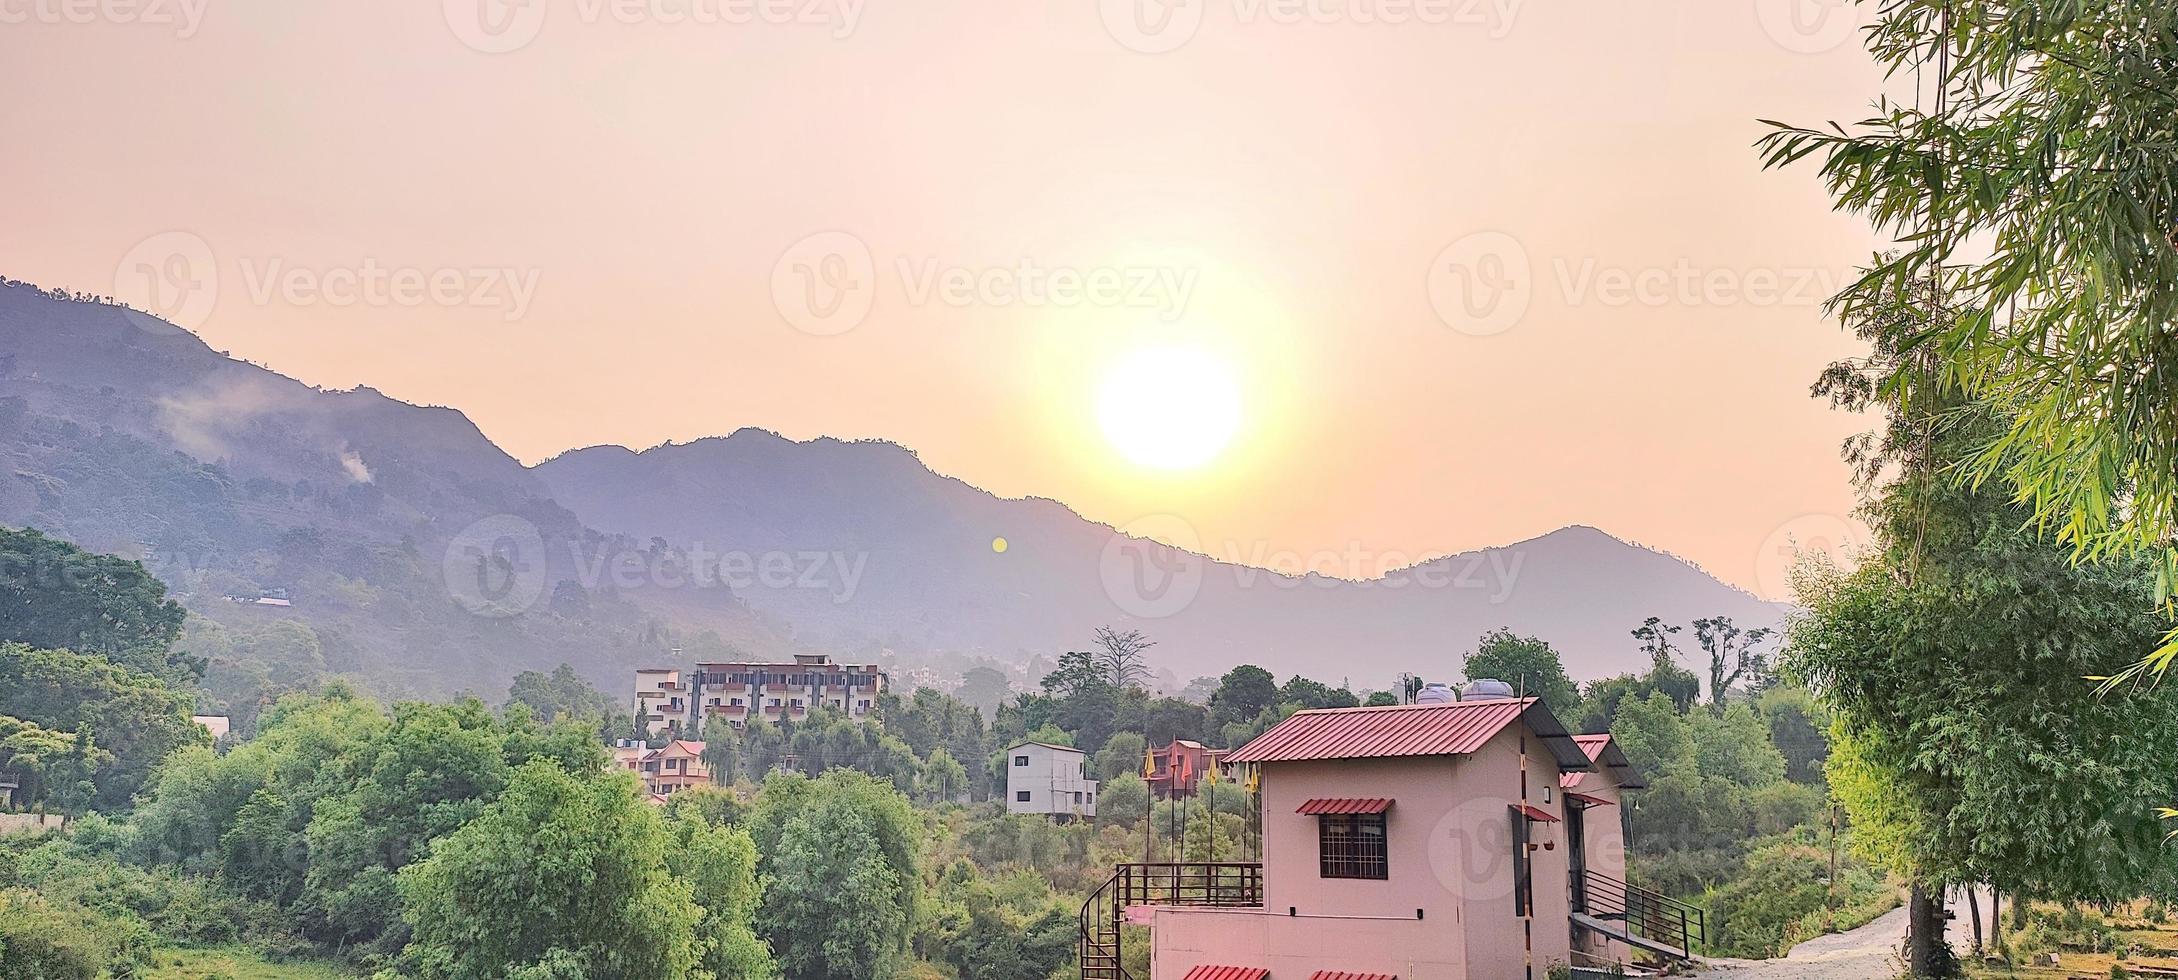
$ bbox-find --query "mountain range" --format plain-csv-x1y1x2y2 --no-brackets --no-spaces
0,279,1787,703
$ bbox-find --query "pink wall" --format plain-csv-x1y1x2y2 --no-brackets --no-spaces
1151,906,1463,980
1569,773,1632,967
1212,718,1581,979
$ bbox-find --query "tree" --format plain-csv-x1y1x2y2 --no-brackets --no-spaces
1462,628,1579,712
1094,732,1148,782
0,715,108,812
762,792,909,980
1208,666,1278,729
1689,616,1773,712
504,663,620,725
919,747,968,804
0,643,206,807
666,811,776,980
1278,675,1359,710
1788,284,2178,975
1757,686,1829,786
1092,626,1155,690
1632,617,1703,712
1759,1,2178,675
0,527,193,680
397,761,702,980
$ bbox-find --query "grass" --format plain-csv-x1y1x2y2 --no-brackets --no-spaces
1963,901,2178,979
144,946,358,979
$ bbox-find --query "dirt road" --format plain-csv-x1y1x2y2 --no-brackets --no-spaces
1691,891,1986,980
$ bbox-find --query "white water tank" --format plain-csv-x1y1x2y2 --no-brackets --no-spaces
1414,682,1457,705
1460,679,1518,700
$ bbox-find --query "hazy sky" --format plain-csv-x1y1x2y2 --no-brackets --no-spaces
0,0,1891,600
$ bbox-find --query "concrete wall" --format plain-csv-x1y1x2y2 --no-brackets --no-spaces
1151,906,1463,980
0,812,66,835
1448,726,1573,979
1005,743,1097,817
1569,775,1632,968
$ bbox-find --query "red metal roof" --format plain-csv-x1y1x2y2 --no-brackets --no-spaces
1560,733,1645,791
1224,698,1594,774
1296,797,1394,815
1515,803,1560,823
1310,973,1398,980
1181,967,1268,980
1566,790,1615,808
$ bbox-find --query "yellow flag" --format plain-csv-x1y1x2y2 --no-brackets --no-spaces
1244,766,1260,795
1143,747,1156,779
1205,763,1220,786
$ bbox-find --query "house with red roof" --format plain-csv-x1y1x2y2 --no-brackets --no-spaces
1079,696,1690,980
636,739,710,800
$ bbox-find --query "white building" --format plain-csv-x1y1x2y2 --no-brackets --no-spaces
1004,740,1097,820
634,668,687,738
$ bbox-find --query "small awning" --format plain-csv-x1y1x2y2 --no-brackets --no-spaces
1516,803,1560,823
1182,967,1269,980
1566,791,1615,808
1297,798,1394,815
1310,973,1398,980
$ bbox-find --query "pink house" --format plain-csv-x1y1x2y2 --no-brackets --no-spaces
1081,697,1694,980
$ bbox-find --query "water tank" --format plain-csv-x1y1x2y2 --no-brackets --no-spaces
1413,682,1457,705
1459,679,1518,701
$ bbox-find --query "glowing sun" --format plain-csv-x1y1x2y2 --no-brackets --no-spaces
1096,346,1243,470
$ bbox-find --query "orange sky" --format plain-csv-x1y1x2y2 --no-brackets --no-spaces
0,0,1891,600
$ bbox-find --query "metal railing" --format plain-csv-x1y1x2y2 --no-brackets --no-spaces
1079,863,1264,980
1574,868,1705,958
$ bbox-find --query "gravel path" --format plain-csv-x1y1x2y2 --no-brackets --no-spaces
1690,890,1987,980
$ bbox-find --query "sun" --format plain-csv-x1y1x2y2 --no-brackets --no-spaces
1096,346,1243,470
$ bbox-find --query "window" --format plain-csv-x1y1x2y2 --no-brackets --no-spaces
1016,791,1032,802
1072,792,1084,804
1318,813,1388,880
1014,755,1030,767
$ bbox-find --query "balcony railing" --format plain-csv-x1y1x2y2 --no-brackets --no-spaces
1079,863,1262,980
1574,868,1704,959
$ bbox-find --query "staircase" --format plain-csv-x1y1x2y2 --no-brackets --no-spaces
1572,869,1705,961
1078,863,1264,980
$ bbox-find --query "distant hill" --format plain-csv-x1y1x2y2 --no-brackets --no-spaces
0,280,1786,704
0,281,795,706
538,433,1791,687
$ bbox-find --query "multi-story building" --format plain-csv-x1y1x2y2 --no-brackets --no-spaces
685,653,888,730
632,655,889,734
634,668,687,738
1078,695,1686,980
1006,740,1098,820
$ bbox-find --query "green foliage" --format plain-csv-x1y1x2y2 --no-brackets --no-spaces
665,811,776,980
0,526,192,680
1704,836,1895,958
1759,0,2178,673
1094,773,1148,830
761,788,910,980
1463,628,1580,711
0,714,109,812
747,769,923,940
1207,665,1278,729
502,663,619,725
0,886,155,979
0,642,207,808
924,863,1076,980
397,761,702,980
1277,675,1358,710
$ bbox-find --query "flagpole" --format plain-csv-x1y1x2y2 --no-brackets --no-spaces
1143,745,1155,865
